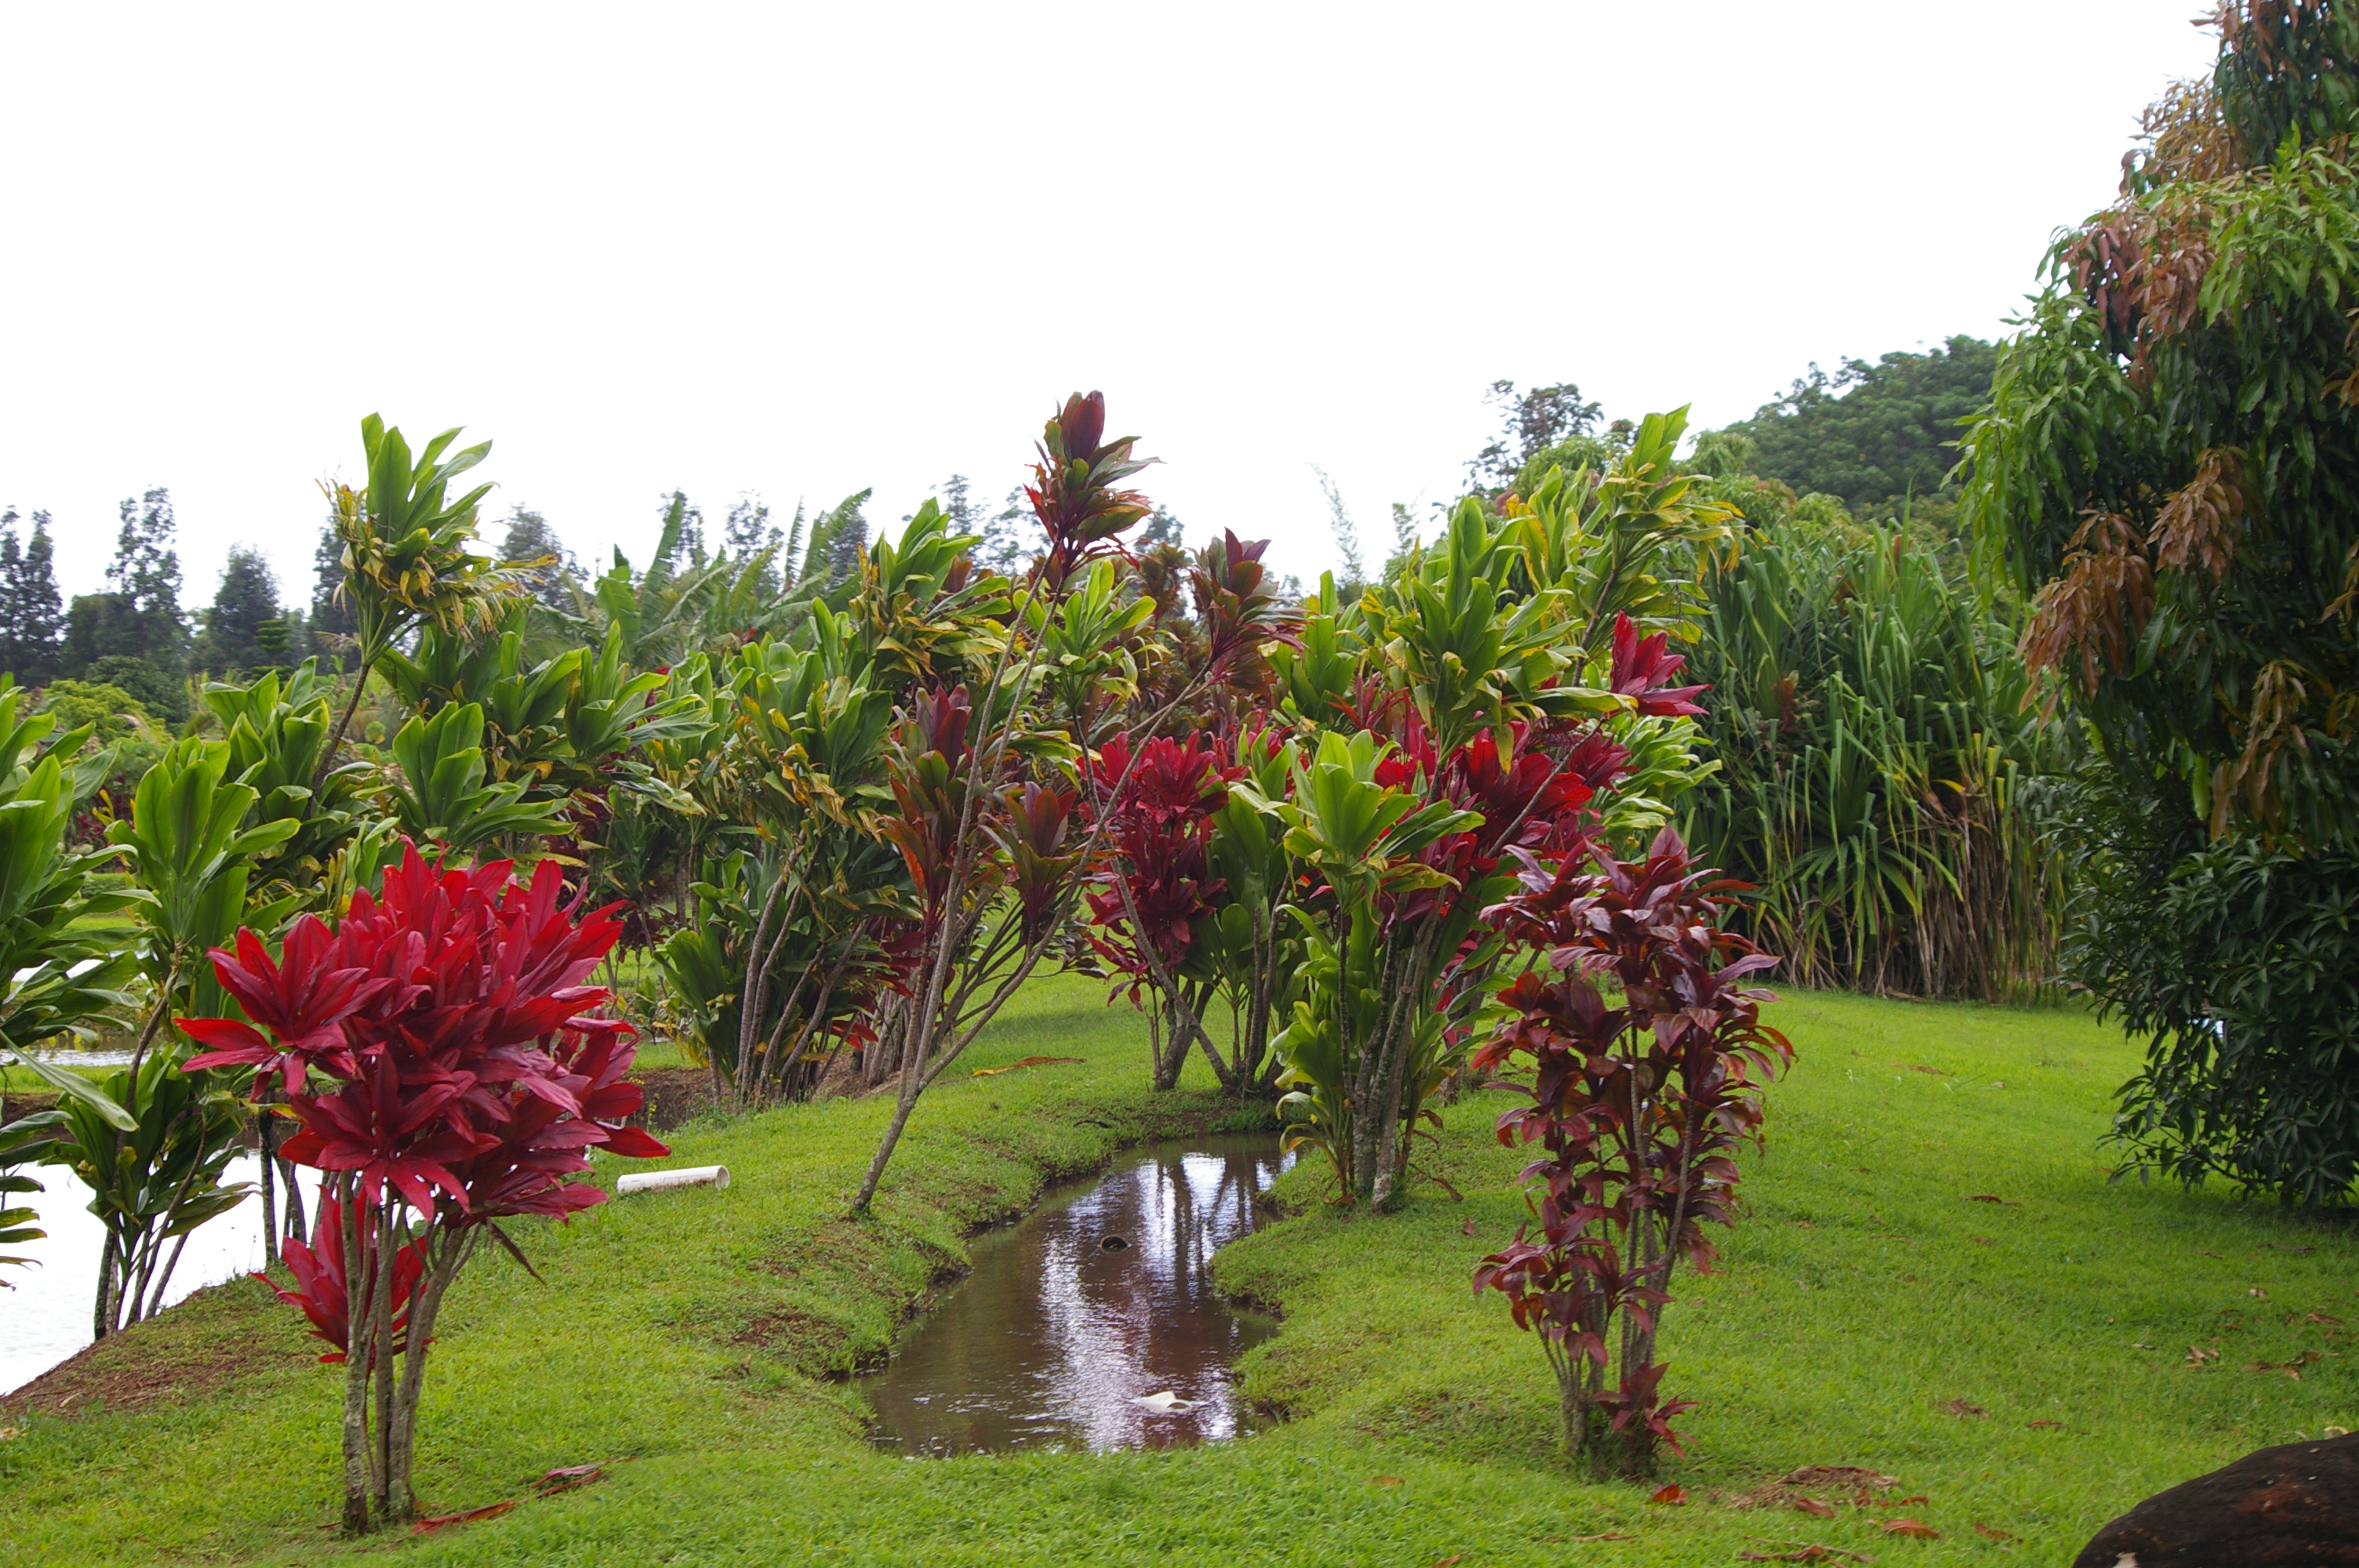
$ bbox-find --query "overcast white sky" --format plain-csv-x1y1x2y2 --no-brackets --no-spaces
1,3,2218,611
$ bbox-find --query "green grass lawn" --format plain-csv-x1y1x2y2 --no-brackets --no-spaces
2,978,2352,1565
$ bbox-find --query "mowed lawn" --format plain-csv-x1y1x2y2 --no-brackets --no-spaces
2,977,2352,1566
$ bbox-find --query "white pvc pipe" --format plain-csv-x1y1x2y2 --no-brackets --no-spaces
615,1164,731,1196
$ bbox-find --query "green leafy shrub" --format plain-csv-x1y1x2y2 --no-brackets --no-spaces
37,679,158,748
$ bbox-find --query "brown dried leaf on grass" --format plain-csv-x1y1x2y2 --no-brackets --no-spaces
1881,1519,1940,1538
1975,1523,2020,1541
411,1500,517,1535
1739,1547,1874,1565
2027,1419,2063,1430
2242,1350,2325,1380
535,1457,626,1496
1648,1483,1689,1504
1728,1466,1899,1512
1966,1195,2018,1207
970,1055,1084,1077
1938,1398,1986,1418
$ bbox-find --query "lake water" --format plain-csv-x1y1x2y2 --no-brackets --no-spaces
1,1157,319,1395
862,1134,1291,1457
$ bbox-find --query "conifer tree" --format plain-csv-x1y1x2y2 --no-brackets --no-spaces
497,504,576,611
0,508,64,684
193,546,283,677
64,488,185,684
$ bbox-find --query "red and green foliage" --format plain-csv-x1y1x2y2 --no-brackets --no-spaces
1471,827,1790,1475
850,392,1296,1213
1085,732,1244,1087
256,1196,426,1364
183,842,668,1532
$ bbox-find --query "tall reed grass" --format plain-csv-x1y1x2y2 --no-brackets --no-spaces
1681,528,2063,999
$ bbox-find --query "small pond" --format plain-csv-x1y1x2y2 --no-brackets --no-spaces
863,1134,1291,1457
2,1157,320,1395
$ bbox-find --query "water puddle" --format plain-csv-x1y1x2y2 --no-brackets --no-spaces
863,1133,1290,1457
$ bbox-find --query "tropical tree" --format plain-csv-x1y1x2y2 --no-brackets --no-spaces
315,415,524,779
53,736,303,1332
847,393,1295,1214
1720,336,1997,521
1184,415,1728,1208
1961,0,2359,1202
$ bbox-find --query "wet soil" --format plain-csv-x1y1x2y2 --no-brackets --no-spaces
630,1067,718,1131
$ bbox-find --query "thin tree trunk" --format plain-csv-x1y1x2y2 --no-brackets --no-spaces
125,964,180,1090
280,1152,307,1246
258,1112,278,1268
314,661,375,797
1348,939,1401,1204
1368,927,1441,1208
338,1182,373,1535
853,1080,925,1218
142,1229,195,1323
387,1226,472,1521
370,1203,397,1521
93,1232,118,1341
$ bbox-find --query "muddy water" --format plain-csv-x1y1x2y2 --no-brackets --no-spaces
863,1134,1290,1457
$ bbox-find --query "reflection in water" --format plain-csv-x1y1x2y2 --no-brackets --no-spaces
863,1134,1289,1456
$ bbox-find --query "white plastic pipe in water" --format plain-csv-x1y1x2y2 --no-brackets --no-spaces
615,1164,730,1196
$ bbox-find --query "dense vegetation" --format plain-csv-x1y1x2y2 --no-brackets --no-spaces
0,379,1773,1531
1964,0,2359,1203
8,12,2359,1557
5,984,2350,1566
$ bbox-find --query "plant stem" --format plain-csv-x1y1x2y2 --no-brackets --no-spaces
314,659,375,798
258,1110,278,1268
370,1202,396,1521
337,1181,372,1535
92,1232,118,1341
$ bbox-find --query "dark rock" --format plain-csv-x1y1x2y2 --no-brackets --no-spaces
2074,1432,2359,1566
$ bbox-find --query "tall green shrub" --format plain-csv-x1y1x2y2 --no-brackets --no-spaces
1962,1,2359,1200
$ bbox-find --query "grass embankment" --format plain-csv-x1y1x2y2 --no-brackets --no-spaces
2,979,2353,1565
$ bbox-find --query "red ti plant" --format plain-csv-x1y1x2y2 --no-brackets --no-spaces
181,843,669,1533
1470,827,1789,1476
256,1196,427,1363
1084,732,1243,1089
